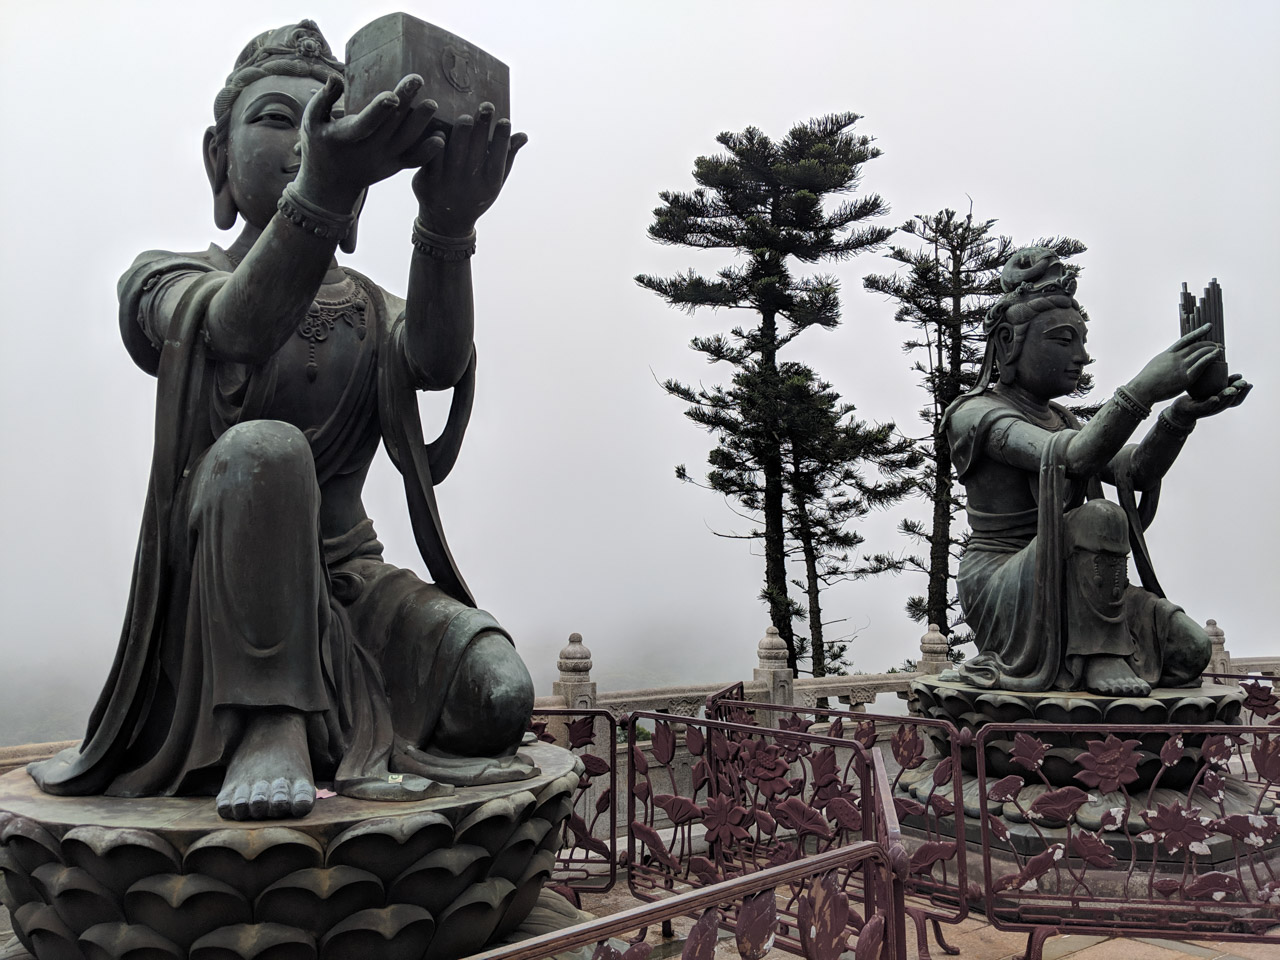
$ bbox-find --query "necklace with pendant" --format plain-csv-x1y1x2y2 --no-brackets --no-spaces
298,288,367,382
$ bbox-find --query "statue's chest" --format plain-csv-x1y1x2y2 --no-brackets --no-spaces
266,288,376,433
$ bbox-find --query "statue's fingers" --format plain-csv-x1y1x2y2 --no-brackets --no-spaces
1170,322,1213,351
342,91,401,143
503,132,529,184
444,114,474,181
1230,381,1253,405
1185,343,1222,378
404,130,447,169
482,119,512,188
389,98,438,158
303,75,344,132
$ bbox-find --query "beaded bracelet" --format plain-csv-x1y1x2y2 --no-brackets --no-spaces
277,184,354,242
412,218,477,261
1112,384,1151,420
1156,408,1195,438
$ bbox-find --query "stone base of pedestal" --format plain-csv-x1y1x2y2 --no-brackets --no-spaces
0,742,580,960
910,677,1246,790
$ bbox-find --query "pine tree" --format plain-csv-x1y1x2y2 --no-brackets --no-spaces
863,208,1085,651
639,114,891,667
777,363,920,680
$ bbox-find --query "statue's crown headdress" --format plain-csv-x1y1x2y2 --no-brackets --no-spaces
984,246,1080,332
227,20,344,82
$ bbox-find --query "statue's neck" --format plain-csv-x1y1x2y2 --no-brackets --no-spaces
994,382,1054,418
225,223,343,285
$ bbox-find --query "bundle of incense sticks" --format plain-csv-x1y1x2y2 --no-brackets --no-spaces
1179,278,1226,357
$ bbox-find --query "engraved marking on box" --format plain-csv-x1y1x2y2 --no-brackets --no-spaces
345,13,510,129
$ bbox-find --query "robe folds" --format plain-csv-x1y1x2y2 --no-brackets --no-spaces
944,391,1182,692
31,247,504,798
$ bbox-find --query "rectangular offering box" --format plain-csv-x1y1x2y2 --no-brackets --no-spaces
344,13,510,130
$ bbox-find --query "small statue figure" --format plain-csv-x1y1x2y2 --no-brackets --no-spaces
942,247,1250,697
29,21,535,819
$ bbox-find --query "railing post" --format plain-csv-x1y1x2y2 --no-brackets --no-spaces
1205,618,1233,681
552,632,597,709
917,623,950,675
754,625,794,706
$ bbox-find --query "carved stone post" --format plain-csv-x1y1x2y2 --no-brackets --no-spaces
754,626,794,706
1205,619,1232,682
552,632,596,709
918,623,950,675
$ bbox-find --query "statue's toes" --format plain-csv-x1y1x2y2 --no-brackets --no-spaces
229,783,253,821
216,787,235,820
290,779,316,818
247,780,273,819
267,777,292,818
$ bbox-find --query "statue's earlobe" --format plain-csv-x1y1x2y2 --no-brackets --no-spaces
339,188,367,254
203,126,238,231
993,326,1018,385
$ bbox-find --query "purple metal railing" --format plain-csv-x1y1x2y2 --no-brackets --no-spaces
705,696,968,960
624,710,911,960
529,707,619,897
973,720,1280,960
469,841,905,960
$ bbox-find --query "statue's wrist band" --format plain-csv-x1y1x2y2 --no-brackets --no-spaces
1112,385,1151,420
1156,409,1195,438
412,219,477,261
277,184,354,242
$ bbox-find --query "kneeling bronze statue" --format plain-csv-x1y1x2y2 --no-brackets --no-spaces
30,19,535,820
942,247,1249,697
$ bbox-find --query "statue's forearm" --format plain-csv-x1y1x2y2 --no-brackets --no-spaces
1122,407,1195,489
401,226,476,390
1062,386,1152,477
206,219,336,363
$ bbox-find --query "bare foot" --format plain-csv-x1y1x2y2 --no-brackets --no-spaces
1083,655,1151,698
216,710,315,821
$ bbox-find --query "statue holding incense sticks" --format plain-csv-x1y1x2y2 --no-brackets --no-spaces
940,248,1250,696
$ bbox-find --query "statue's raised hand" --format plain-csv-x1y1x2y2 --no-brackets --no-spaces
293,74,441,214
411,103,527,236
1171,373,1251,421
1128,323,1221,405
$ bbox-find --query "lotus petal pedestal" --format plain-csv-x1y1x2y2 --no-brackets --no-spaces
0,741,579,960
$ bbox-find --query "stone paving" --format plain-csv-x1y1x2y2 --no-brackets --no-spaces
1,896,1274,960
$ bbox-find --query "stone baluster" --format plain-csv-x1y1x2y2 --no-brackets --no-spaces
552,632,597,709
918,623,950,675
754,625,794,706
1205,619,1233,682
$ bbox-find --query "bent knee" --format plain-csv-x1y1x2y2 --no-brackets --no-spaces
211,420,313,473
1066,499,1128,552
439,633,534,755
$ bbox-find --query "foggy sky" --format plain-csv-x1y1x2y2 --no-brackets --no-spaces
1,1,1277,740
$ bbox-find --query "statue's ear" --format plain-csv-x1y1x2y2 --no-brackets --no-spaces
339,188,367,254
993,325,1019,385
203,126,238,231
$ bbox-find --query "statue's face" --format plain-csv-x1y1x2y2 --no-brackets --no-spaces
1009,308,1090,400
224,74,325,229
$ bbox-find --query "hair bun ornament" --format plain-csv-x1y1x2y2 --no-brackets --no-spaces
1000,246,1077,295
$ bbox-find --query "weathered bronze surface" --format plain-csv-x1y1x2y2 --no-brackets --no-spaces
941,247,1251,697
24,16,535,824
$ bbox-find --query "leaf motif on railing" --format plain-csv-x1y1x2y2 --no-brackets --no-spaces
892,796,925,819
653,795,701,826
630,821,679,871
1027,786,1091,824
986,774,1024,803
1211,813,1279,847
810,747,838,788
1069,830,1117,869
567,717,597,750
985,813,1010,842
1183,871,1243,902
890,725,924,770
797,872,848,960
1250,733,1280,780
735,888,778,960
927,793,954,818
568,814,612,859
853,913,883,960
1159,734,1185,768
688,856,721,885
1010,733,1048,772
691,759,710,793
772,797,833,840
632,781,650,802
908,841,956,877
653,722,676,766
631,744,649,776
596,788,612,816
686,726,705,757
825,797,862,833
931,757,954,786
581,754,610,778
752,809,778,836
682,907,721,960
992,843,1064,893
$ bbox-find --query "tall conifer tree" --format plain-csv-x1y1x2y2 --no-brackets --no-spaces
863,209,1085,648
639,114,891,666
